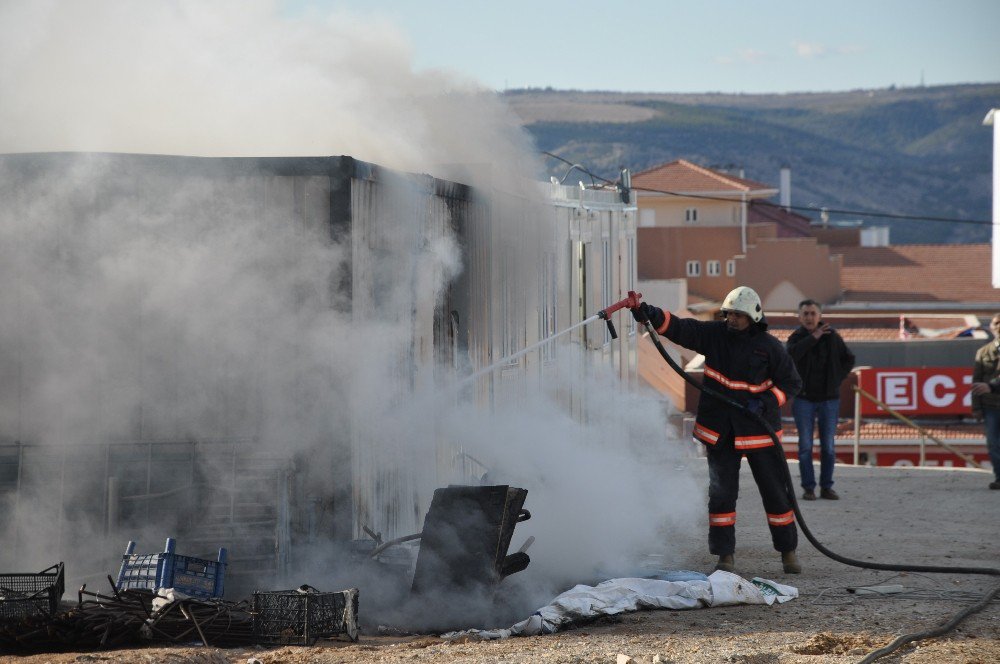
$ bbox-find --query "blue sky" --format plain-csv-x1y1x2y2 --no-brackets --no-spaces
291,0,999,93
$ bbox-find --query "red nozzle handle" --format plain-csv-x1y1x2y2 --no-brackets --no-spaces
598,291,643,319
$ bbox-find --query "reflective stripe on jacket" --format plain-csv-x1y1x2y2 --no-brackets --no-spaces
660,312,802,451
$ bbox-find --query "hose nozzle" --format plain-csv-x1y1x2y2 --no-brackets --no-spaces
597,291,643,340
597,291,643,320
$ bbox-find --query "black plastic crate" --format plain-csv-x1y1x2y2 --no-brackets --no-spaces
252,586,358,645
0,563,65,620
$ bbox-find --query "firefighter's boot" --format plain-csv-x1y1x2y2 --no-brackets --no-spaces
782,550,802,574
714,554,734,572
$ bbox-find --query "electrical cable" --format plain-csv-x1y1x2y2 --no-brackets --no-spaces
636,319,1000,663
540,151,992,227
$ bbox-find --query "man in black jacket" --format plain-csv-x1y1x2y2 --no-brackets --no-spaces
786,300,855,501
633,286,804,574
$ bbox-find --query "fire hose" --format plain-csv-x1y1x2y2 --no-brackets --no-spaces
631,311,999,663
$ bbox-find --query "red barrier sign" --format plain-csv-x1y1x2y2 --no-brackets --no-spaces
857,367,973,416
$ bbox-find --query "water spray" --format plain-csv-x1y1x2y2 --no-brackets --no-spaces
461,291,642,385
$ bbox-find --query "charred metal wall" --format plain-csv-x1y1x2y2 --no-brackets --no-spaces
0,153,638,587
0,440,290,591
0,153,457,584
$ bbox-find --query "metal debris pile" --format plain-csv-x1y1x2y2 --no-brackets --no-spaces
0,577,255,652
0,484,528,652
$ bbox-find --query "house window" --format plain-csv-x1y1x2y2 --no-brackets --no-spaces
707,260,721,276
685,208,698,223
686,260,701,277
726,259,736,276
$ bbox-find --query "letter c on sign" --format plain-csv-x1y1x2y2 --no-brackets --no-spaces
923,374,956,408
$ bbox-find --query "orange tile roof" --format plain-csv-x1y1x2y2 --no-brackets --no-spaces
767,314,978,342
785,418,984,441
631,159,775,195
767,325,908,342
838,244,1000,303
747,201,813,238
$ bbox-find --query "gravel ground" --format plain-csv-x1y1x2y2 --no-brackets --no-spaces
3,463,998,664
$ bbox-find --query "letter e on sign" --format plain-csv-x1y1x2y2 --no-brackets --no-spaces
878,372,917,411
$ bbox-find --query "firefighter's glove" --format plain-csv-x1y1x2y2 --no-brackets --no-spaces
631,303,665,330
746,398,764,416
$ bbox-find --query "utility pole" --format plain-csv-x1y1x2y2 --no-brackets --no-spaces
985,109,999,287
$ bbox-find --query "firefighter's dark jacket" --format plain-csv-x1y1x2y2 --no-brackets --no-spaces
656,311,802,451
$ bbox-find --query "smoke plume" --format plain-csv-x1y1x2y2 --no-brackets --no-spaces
0,0,702,629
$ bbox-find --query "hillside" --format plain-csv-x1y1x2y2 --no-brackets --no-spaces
506,84,1000,244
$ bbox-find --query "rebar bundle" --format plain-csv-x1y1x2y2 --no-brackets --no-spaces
146,594,254,647
0,585,146,651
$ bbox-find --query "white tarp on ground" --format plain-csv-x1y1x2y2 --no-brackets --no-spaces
443,571,798,640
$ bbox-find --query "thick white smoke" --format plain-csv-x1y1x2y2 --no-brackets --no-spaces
0,0,703,628
0,0,536,177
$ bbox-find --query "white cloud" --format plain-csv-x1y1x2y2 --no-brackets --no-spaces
715,48,769,65
838,43,866,55
792,40,866,59
792,40,827,58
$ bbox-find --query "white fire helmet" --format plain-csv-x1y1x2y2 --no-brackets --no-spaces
720,286,763,323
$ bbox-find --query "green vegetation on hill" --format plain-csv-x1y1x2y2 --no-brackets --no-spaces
508,84,999,244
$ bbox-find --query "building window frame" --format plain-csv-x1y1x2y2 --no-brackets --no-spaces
684,207,698,223
726,259,736,276
686,260,701,277
707,260,721,276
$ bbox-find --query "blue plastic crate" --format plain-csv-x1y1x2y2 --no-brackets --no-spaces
116,538,227,599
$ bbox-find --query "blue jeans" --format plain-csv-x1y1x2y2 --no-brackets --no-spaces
793,398,840,491
985,409,1000,482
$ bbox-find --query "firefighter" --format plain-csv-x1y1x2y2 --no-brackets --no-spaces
633,286,804,574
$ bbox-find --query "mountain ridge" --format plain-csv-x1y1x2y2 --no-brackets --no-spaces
506,83,999,244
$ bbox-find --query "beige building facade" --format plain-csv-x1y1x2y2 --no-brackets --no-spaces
633,159,841,310
638,225,842,309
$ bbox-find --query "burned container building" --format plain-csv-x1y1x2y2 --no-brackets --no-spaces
0,152,637,592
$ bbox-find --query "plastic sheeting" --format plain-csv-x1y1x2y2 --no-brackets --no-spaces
443,571,798,640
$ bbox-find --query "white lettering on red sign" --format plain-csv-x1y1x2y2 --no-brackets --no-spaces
861,368,975,416
923,374,956,407
878,372,917,410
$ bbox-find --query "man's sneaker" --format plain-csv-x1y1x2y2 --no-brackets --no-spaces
714,554,735,572
802,489,817,501
990,481,1000,490
820,488,840,500
781,550,802,574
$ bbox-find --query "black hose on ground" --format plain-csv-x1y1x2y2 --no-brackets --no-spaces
639,320,999,662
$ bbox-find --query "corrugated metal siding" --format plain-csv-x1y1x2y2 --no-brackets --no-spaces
0,154,329,582
0,153,639,565
348,171,476,540
0,439,290,591
547,184,639,390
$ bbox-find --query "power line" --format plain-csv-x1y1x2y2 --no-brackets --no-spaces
541,151,992,227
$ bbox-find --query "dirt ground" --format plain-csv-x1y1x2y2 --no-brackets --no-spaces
3,462,999,664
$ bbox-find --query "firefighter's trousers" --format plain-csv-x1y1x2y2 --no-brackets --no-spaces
706,434,798,555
